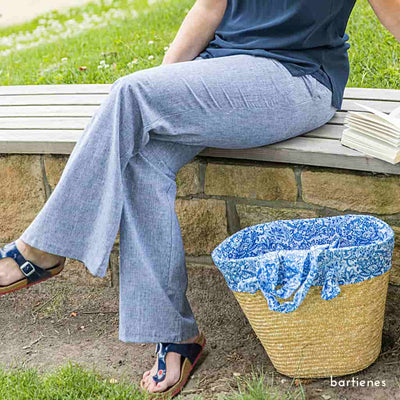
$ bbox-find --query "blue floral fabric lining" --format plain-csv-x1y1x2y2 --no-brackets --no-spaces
211,214,394,313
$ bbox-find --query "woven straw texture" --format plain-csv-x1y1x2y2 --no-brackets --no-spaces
233,270,390,378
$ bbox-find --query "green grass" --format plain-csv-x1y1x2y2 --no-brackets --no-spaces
0,362,142,400
0,0,399,87
221,371,306,400
0,0,195,85
0,362,305,400
346,0,400,88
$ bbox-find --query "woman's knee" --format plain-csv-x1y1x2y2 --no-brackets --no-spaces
111,63,168,93
111,70,147,96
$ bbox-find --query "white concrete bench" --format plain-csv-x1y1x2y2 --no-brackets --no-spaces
1,84,400,175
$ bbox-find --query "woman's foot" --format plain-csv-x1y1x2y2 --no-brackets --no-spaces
140,332,201,394
0,238,65,286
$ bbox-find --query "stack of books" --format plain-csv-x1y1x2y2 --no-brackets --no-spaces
341,102,400,164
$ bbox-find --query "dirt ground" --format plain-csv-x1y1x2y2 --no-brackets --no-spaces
0,265,399,400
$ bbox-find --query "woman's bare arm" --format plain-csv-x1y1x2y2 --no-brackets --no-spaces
367,0,400,41
162,0,227,65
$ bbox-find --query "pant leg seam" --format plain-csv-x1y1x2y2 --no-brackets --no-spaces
138,148,176,181
167,181,183,340
166,181,174,294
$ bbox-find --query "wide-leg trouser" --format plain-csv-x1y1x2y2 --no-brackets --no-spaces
20,54,337,342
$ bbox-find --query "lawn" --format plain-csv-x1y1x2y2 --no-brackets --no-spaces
0,362,306,400
0,0,399,87
0,0,192,85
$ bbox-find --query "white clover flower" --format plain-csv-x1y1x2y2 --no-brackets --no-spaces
148,40,154,45
164,46,169,51
61,57,68,62
148,55,154,60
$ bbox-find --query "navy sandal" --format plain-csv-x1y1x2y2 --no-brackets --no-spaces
0,241,65,296
140,331,206,399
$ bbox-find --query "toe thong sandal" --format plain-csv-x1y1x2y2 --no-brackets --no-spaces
0,241,65,296
141,331,206,399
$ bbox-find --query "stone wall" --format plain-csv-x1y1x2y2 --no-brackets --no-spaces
3,153,400,287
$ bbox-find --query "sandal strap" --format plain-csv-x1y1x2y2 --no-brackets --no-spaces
152,341,203,383
0,241,51,283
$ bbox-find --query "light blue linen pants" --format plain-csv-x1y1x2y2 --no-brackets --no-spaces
20,54,337,343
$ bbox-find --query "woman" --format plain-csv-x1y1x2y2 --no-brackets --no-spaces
0,0,399,397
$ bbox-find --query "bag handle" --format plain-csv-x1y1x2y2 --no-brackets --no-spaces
256,234,342,313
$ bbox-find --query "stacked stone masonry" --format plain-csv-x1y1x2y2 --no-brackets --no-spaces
4,154,400,287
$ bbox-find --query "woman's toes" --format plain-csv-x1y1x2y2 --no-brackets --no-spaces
142,370,151,380
141,350,183,394
140,378,146,389
142,369,154,387
147,379,169,393
142,375,155,391
141,370,153,388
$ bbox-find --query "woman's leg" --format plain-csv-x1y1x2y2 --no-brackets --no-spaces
5,54,336,391
120,139,205,393
119,139,204,344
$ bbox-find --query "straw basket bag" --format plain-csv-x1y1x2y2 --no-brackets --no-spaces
211,214,395,378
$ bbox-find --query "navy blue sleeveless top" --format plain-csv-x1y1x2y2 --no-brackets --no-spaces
199,0,357,110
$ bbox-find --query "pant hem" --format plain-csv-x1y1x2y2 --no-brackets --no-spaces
118,326,200,344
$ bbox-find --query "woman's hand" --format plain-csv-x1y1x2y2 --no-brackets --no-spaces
367,0,400,42
162,0,227,65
